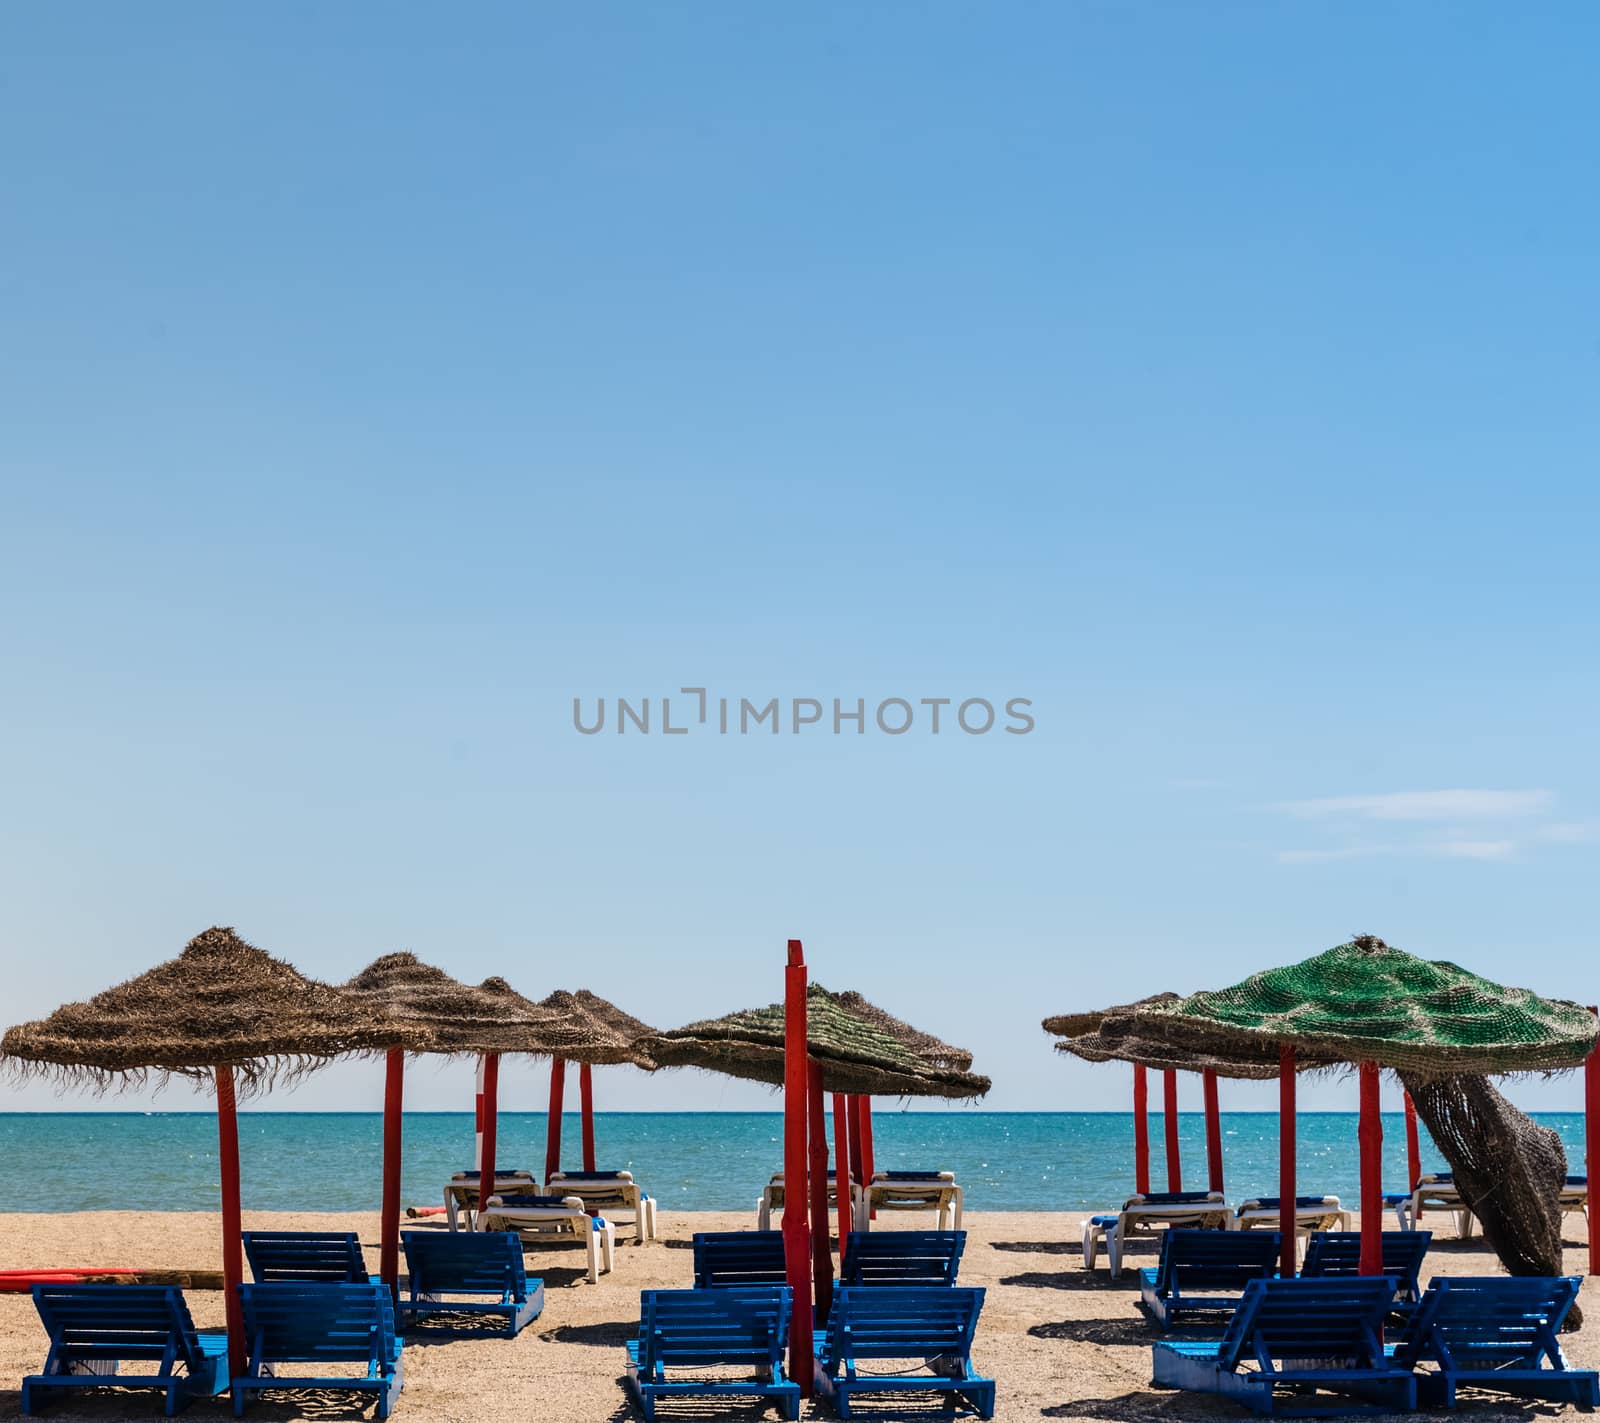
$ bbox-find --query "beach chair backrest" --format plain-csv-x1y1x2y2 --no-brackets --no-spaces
1239,1195,1335,1212
1301,1231,1431,1300
1126,1190,1217,1208
637,1287,790,1374
1392,1276,1581,1371
402,1229,527,1297
238,1282,397,1370
32,1284,205,1373
1156,1229,1279,1294
878,1171,951,1182
549,1170,631,1182
453,1168,530,1179
840,1230,964,1287
825,1286,983,1362
493,1194,580,1208
692,1231,788,1288
1216,1278,1395,1372
243,1231,369,1283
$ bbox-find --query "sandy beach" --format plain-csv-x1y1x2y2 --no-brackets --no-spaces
0,1209,1593,1422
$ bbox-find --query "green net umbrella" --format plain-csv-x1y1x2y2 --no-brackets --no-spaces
1132,935,1598,1279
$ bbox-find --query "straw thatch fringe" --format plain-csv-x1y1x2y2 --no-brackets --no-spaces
1,927,412,1098
830,989,974,1071
535,990,658,1069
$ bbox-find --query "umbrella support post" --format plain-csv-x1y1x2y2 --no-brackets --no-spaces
1202,1067,1224,1195
1163,1068,1182,1191
1278,1045,1296,1279
1403,1090,1421,1192
1358,1061,1383,1275
833,1093,852,1263
782,940,814,1395
579,1062,596,1174
1588,1008,1599,1277
380,1047,404,1298
215,1065,246,1380
854,1097,876,1218
1133,1064,1151,1195
545,1060,566,1184
479,1053,500,1221
807,1062,832,1321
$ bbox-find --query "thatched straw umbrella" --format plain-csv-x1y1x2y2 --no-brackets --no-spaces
1132,934,1599,1279
1,927,410,1377
531,990,656,1183
1045,994,1298,1199
341,953,596,1289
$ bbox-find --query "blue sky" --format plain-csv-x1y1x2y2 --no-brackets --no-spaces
1,3,1596,1118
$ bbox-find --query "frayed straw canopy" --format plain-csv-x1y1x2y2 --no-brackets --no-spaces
831,989,974,1071
1,927,411,1094
641,984,989,1099
535,990,657,1068
1133,935,1599,1079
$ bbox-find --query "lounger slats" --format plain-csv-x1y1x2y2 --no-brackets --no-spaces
815,1286,994,1419
242,1231,371,1284
692,1231,789,1288
1140,1230,1280,1327
400,1231,543,1337
626,1287,800,1421
1391,1275,1599,1408
1301,1231,1431,1305
23,1284,230,1417
234,1282,402,1418
840,1230,964,1287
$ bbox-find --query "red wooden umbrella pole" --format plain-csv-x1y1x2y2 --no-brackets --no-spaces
544,1059,566,1183
1587,1007,1599,1277
807,1061,833,1320
782,939,814,1394
1358,1061,1383,1276
1163,1068,1182,1191
1202,1067,1224,1195
1278,1045,1296,1279
833,1093,852,1262
474,1060,486,1169
832,1094,857,1261
579,1062,597,1173
1132,1064,1151,1195
857,1097,876,1218
379,1047,404,1297
215,1064,246,1379
1403,1090,1421,1191
479,1052,500,1216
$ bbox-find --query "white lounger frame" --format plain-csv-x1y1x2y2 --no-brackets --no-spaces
546,1170,658,1243
476,1193,615,1284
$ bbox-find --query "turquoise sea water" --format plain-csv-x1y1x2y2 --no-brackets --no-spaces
0,1112,1585,1214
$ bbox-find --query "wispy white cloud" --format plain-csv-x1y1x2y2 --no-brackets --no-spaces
1533,821,1597,844
1276,837,1517,866
1432,839,1517,861
1278,789,1553,822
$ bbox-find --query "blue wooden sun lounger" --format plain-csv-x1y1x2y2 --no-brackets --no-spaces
1151,1276,1415,1414
840,1229,965,1286
1300,1231,1431,1313
400,1229,544,1337
692,1230,789,1288
1389,1275,1599,1410
814,1285,995,1419
625,1286,800,1421
22,1283,228,1416
243,1230,374,1283
233,1282,403,1418
1139,1229,1280,1329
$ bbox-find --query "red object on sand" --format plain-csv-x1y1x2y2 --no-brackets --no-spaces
782,940,814,1395
1133,1064,1151,1195
1358,1061,1383,1276
1163,1068,1182,1191
1278,1046,1297,1280
380,1047,404,1299
545,1059,566,1182
1202,1068,1224,1194
856,1098,876,1217
580,1062,597,1173
216,1064,246,1379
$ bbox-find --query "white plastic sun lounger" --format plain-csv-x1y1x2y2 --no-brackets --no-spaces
443,1170,539,1231
476,1192,615,1284
757,1171,841,1232
1231,1194,1345,1264
546,1170,658,1243
1395,1173,1588,1238
1081,1191,1229,1275
854,1172,964,1232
